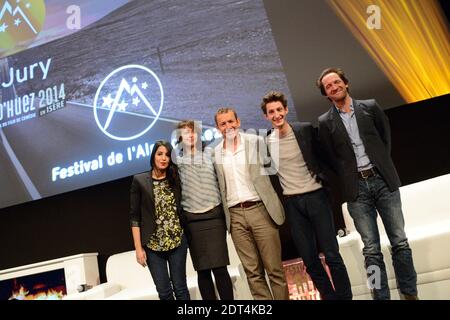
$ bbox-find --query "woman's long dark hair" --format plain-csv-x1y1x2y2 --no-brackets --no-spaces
150,140,178,188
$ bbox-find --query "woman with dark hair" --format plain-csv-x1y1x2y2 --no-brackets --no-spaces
130,140,190,300
175,120,234,300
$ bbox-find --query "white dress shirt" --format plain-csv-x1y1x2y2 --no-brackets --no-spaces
220,134,260,208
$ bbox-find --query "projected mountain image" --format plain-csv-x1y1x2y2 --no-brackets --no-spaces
0,0,131,58
9,0,295,129
0,0,295,209
96,75,161,138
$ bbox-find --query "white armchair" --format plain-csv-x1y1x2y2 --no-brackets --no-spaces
64,235,252,300
338,174,450,299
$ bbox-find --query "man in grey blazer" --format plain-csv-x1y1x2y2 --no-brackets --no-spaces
317,67,418,300
213,107,288,300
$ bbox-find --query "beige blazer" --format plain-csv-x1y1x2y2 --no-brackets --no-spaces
213,133,285,231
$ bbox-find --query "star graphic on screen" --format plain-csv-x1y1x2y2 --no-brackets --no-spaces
132,77,138,83
26,2,31,8
14,18,22,27
132,97,141,106
102,94,114,108
117,100,128,112
141,82,149,90
0,23,8,33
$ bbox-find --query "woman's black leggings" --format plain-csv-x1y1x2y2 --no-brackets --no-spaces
197,266,234,300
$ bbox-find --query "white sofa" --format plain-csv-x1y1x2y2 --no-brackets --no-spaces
338,174,450,299
64,235,252,300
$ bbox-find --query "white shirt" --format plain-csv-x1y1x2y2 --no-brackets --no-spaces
220,134,260,208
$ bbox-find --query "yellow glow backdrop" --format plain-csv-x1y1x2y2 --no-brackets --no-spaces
327,0,450,103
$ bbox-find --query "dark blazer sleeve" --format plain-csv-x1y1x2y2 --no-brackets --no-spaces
371,100,392,153
299,123,327,183
310,125,325,172
318,117,338,175
129,175,141,227
311,125,321,154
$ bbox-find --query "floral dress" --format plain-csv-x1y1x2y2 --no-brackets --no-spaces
147,178,183,251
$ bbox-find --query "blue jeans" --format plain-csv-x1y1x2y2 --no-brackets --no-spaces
347,174,417,300
144,234,190,300
285,188,352,300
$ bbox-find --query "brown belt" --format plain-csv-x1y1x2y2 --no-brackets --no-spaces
358,167,377,179
230,201,262,209
283,189,322,201
283,193,302,201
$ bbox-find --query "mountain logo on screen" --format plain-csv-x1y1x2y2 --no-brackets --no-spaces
93,64,164,141
0,0,46,58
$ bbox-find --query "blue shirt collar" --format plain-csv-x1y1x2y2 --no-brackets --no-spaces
334,99,354,114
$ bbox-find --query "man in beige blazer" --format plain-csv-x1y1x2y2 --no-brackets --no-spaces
213,107,288,300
